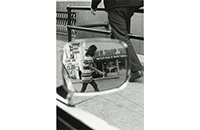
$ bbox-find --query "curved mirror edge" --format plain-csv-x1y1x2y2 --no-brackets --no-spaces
62,38,130,95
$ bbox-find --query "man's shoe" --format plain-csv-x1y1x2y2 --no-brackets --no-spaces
129,70,143,82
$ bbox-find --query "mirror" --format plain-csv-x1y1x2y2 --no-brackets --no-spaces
61,38,129,93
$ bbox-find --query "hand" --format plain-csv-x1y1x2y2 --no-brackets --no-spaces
101,72,106,76
90,8,96,15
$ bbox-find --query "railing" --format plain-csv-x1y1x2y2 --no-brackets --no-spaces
56,12,77,35
56,5,144,42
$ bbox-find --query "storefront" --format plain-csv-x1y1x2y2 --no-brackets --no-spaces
94,49,127,77
63,40,128,79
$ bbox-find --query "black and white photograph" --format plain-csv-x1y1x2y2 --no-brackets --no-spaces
56,0,144,130
1,0,200,130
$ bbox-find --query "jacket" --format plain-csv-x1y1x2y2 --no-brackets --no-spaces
91,0,143,11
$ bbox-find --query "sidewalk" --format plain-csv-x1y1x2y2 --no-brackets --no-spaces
56,39,144,130
74,79,144,130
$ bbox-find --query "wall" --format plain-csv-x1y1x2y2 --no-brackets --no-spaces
56,0,144,55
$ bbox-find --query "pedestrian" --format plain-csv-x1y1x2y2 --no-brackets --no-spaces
81,45,104,92
91,0,144,82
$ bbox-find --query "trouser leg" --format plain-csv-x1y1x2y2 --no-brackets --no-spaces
90,80,99,92
126,39,143,72
126,16,131,34
81,83,88,92
108,7,142,72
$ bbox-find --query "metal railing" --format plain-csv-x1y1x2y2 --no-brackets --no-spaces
56,5,144,42
56,12,77,35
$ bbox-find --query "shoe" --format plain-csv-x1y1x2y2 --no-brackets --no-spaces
129,70,143,82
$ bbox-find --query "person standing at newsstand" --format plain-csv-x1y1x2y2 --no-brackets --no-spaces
90,0,144,82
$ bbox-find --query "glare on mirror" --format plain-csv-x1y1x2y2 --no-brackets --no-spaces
62,39,128,93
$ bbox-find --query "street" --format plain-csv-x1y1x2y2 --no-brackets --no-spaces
72,77,126,92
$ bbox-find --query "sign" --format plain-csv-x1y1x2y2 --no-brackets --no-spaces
94,53,127,60
94,48,126,60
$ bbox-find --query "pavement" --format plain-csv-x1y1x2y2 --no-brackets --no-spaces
56,39,144,130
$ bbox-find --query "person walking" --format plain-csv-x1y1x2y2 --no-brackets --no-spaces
91,0,144,82
81,45,104,92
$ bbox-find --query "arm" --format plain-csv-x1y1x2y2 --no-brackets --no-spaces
89,65,104,75
91,0,102,10
83,56,104,75
91,0,102,15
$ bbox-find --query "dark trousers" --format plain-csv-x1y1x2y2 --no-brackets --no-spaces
108,6,143,72
81,80,99,92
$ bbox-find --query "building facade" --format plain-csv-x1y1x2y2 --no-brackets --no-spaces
63,40,127,80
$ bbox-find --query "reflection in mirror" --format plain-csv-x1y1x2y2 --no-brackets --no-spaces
62,39,128,93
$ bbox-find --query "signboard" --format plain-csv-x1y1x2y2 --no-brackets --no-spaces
94,48,127,60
